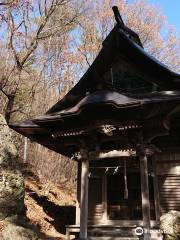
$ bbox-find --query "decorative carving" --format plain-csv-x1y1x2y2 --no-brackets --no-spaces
99,125,116,136
72,149,136,161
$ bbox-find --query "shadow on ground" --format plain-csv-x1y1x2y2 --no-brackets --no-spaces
30,191,75,235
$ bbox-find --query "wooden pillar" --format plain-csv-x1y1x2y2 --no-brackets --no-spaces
140,154,151,240
76,162,81,225
102,174,107,223
23,137,28,163
152,156,160,224
79,159,89,240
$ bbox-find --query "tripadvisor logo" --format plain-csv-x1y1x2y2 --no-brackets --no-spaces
135,227,144,236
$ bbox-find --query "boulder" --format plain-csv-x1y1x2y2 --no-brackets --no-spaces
160,210,180,240
0,114,24,220
2,222,40,240
0,115,41,239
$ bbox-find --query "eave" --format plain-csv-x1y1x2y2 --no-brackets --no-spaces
9,91,180,156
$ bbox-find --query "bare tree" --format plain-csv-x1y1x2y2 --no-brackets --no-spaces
0,0,83,123
74,0,179,74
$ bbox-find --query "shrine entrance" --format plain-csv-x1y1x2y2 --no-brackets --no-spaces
88,158,156,224
107,173,155,221
107,173,142,220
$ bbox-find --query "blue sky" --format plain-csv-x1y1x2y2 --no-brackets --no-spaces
149,0,180,35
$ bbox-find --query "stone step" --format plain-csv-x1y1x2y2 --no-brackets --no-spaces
89,238,139,240
89,228,136,237
151,233,163,239
151,239,163,240
88,228,163,239
89,233,136,238
89,237,162,240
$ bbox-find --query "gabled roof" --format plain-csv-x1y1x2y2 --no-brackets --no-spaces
9,7,180,156
46,9,180,114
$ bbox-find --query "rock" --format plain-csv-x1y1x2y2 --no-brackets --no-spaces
0,115,43,239
0,115,12,142
0,169,24,219
160,210,180,240
0,114,24,220
2,222,40,240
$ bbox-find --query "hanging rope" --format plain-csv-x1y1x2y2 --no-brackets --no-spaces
110,67,114,87
124,159,128,199
113,166,119,175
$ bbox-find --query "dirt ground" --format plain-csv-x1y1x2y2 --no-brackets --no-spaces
0,177,76,240
0,169,76,240
24,178,76,240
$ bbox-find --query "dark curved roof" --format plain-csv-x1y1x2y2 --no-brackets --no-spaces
10,90,180,155
10,90,180,130
47,24,180,115
30,90,180,125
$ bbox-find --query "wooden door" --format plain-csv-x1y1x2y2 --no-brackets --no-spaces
88,177,103,224
106,173,155,220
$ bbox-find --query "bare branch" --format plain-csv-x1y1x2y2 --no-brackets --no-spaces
7,11,22,70
0,88,10,99
38,0,42,16
20,1,58,67
0,1,14,6
9,32,22,70
44,0,47,16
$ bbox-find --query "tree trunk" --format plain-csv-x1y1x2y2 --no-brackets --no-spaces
5,94,15,124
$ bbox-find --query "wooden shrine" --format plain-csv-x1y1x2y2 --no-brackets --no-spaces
10,6,180,240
